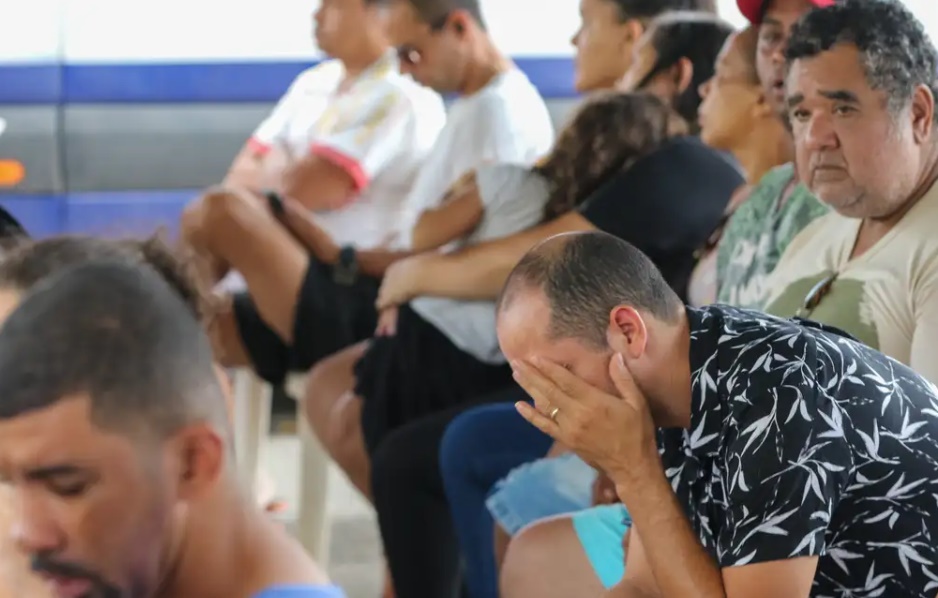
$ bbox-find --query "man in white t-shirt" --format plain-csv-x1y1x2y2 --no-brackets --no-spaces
180,0,445,381
190,0,554,394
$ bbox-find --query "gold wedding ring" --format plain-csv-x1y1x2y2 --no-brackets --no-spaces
549,406,560,422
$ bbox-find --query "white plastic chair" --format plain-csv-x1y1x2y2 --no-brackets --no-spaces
232,369,332,565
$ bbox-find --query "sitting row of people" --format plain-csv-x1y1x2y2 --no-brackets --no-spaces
3,0,936,597
433,1,938,597
182,0,938,595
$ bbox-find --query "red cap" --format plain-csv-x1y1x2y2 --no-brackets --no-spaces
736,0,836,24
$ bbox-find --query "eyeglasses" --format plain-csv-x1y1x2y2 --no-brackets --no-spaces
396,12,451,66
795,272,838,318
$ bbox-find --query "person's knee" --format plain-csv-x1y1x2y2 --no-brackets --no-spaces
370,427,420,502
323,391,364,467
440,404,516,482
201,186,248,228
304,358,336,426
439,409,483,482
303,349,357,433
184,186,252,245
499,521,557,597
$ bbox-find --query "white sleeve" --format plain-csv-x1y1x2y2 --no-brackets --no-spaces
249,78,305,154
459,89,553,170
470,164,550,242
310,86,418,191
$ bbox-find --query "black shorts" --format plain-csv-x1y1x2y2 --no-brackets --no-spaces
354,304,513,455
233,259,380,384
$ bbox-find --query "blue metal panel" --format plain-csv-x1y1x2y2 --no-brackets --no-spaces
0,192,195,238
0,63,62,104
61,61,315,104
0,194,64,237
62,190,196,238
35,57,575,103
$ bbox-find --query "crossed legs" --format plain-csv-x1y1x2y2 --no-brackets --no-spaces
180,186,309,367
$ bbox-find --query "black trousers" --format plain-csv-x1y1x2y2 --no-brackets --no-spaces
370,388,521,598
355,305,513,456
233,259,380,384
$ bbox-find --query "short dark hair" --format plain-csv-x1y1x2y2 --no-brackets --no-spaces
0,261,226,437
609,0,717,21
389,0,485,28
786,0,938,121
643,11,735,131
499,232,682,348
0,235,215,323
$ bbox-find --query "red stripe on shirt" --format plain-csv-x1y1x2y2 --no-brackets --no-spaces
247,137,272,156
310,144,370,191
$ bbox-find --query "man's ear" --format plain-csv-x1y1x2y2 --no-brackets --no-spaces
622,19,644,45
674,57,694,94
910,83,935,145
173,424,225,502
607,305,648,359
448,9,473,36
752,88,776,120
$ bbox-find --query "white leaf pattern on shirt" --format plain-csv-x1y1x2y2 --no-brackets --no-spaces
661,306,938,597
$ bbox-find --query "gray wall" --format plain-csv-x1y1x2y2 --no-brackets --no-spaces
3,99,582,194
0,106,63,193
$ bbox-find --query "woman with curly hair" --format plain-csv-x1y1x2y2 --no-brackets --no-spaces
356,95,741,598
301,9,740,598
353,91,686,473
357,12,744,598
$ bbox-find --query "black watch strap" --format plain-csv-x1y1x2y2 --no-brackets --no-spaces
333,245,359,286
264,190,286,218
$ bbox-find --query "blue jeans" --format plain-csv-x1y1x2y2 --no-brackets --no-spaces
439,402,553,598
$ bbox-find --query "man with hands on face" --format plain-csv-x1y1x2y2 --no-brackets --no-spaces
497,231,938,598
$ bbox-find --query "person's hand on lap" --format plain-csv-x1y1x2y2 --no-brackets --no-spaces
375,306,399,336
376,254,431,309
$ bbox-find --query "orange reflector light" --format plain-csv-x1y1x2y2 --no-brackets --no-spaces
0,160,24,186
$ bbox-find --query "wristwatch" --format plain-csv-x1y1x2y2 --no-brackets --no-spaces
264,190,286,219
333,245,359,286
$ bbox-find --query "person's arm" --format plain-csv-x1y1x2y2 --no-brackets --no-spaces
409,171,484,252
223,144,267,189
279,155,360,212
278,196,428,278
376,211,596,306
612,373,847,597
224,74,305,190
282,88,423,213
613,464,820,598
607,531,819,598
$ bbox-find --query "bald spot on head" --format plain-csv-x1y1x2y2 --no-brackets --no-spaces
498,232,682,348
498,233,571,315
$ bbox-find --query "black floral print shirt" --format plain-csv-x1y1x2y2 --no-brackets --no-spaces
658,305,938,597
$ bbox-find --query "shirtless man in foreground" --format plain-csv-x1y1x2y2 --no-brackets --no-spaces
0,258,343,598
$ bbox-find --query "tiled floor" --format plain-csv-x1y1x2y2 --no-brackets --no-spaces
264,435,384,598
